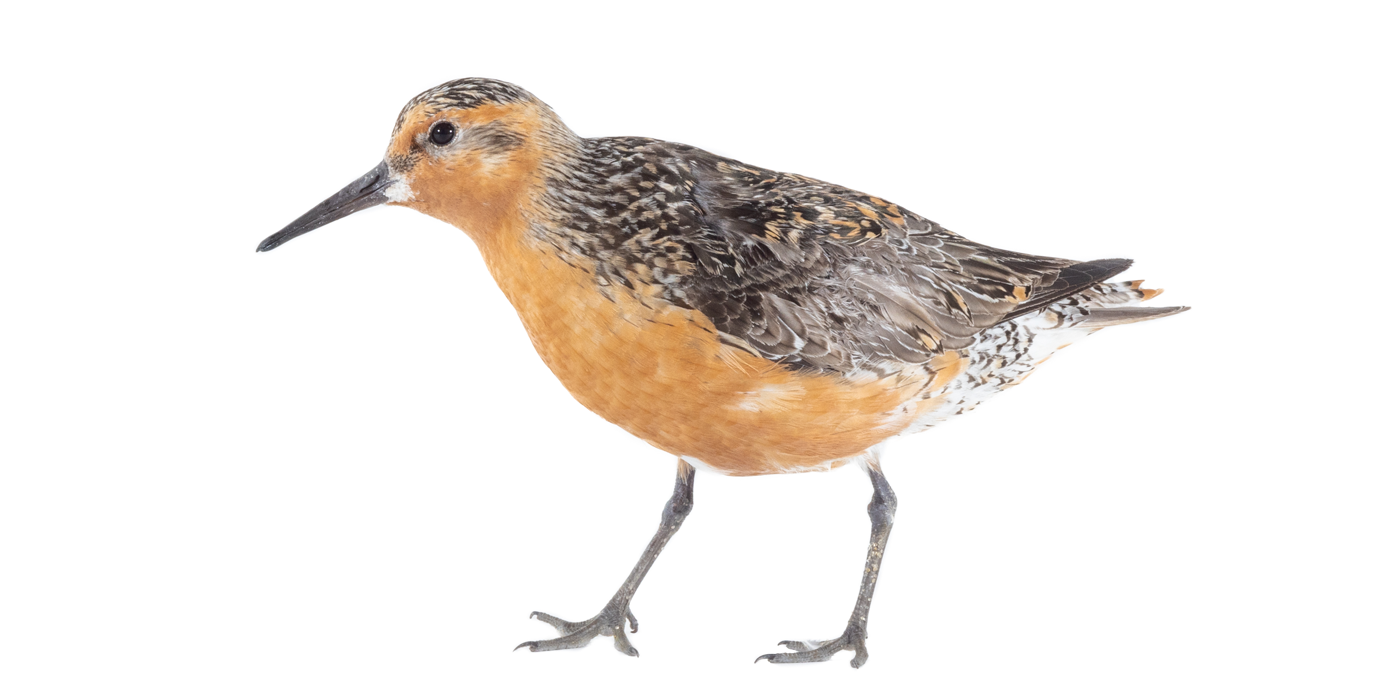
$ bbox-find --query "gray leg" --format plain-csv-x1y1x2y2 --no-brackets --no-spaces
516,460,696,657
756,459,896,669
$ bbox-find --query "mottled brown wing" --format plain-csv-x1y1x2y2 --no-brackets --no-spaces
650,143,1128,374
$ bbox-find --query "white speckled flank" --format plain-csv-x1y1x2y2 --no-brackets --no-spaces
895,280,1180,437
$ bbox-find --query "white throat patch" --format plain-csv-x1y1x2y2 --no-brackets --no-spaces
384,175,415,203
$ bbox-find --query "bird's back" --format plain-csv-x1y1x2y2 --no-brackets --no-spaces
535,137,1181,376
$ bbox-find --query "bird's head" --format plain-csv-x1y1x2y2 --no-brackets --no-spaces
258,78,575,253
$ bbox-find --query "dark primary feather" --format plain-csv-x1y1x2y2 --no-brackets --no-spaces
545,138,1132,375
997,258,1134,322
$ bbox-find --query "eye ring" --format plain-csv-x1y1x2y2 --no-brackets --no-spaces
428,121,456,146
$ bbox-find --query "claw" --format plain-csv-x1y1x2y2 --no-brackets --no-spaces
612,626,639,657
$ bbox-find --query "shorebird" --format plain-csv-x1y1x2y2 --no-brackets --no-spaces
258,77,1186,667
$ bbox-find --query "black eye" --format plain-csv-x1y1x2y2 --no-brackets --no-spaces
428,121,456,145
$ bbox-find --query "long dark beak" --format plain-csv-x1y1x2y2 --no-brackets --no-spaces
257,161,395,252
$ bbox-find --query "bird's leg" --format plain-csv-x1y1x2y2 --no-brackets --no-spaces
756,459,896,669
516,460,695,657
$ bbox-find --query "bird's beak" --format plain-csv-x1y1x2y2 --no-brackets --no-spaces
257,161,395,252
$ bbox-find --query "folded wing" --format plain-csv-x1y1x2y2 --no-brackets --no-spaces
650,144,1137,375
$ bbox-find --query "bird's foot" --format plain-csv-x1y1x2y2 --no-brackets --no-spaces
754,622,870,668
514,603,641,656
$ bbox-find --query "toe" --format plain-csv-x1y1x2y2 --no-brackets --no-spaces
754,648,831,664
612,633,639,657
850,639,869,668
756,635,858,665
517,632,595,653
528,611,585,635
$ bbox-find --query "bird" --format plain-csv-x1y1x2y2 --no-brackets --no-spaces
258,77,1186,668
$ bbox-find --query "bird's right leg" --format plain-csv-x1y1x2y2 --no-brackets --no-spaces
515,459,695,657
755,458,897,668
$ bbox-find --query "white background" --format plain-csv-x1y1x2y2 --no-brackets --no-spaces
2,2,1396,698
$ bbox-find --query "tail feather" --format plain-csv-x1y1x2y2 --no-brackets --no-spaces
1059,276,1189,329
1128,279,1166,302
1079,305,1190,328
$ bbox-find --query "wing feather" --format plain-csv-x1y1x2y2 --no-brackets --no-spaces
571,138,1133,375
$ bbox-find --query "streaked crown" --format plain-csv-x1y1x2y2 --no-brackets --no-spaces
393,78,539,133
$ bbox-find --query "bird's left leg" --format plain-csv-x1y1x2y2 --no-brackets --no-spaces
756,457,896,669
515,459,695,657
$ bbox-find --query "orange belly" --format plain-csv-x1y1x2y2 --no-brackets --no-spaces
475,231,957,475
